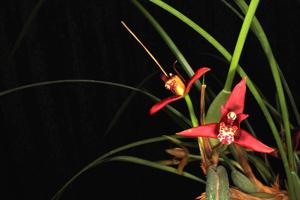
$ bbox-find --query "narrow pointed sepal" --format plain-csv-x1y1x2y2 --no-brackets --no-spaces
149,95,181,115
184,67,211,95
222,78,247,115
234,129,274,153
177,123,218,138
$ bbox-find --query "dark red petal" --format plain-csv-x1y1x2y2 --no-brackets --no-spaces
177,123,218,138
223,78,246,114
237,113,249,123
234,129,274,153
184,67,211,95
149,95,181,115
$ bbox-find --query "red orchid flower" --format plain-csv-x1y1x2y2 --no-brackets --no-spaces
150,67,211,115
177,78,274,153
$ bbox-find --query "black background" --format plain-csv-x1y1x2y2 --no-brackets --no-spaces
1,0,299,199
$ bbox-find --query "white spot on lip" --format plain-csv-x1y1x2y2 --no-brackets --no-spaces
188,130,192,133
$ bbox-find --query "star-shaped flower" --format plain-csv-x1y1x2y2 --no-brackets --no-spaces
150,67,211,115
177,78,274,153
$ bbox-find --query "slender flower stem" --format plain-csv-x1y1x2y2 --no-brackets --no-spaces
185,94,209,172
184,95,199,127
224,0,260,91
200,84,206,125
199,84,213,169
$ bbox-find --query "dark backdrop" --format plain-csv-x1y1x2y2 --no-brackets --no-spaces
1,0,299,199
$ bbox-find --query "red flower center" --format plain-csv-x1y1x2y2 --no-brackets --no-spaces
217,112,239,144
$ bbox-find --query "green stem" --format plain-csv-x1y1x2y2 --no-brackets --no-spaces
184,95,199,127
224,0,260,91
184,94,210,172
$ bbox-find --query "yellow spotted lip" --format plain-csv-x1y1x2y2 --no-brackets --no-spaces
165,75,185,96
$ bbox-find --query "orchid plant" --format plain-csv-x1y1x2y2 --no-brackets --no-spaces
5,0,298,199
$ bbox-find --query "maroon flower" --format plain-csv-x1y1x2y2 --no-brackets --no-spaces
177,78,274,153
150,67,211,115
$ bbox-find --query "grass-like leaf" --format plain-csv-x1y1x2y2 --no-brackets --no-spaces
232,0,295,173
0,79,191,127
223,0,260,91
247,154,274,184
102,72,157,139
291,171,300,199
3,0,45,60
104,155,205,183
222,0,300,128
50,135,183,200
206,90,230,124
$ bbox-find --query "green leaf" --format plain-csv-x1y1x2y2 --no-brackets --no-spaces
247,154,274,184
4,0,45,60
217,166,230,200
220,154,244,172
278,67,300,127
205,90,230,123
184,94,199,127
231,170,258,193
51,135,183,200
104,156,205,183
206,166,219,200
223,0,260,91
0,79,191,128
206,166,229,200
291,171,300,199
102,72,158,139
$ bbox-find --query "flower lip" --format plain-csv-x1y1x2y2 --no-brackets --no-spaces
217,121,237,144
164,74,185,96
217,111,239,144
